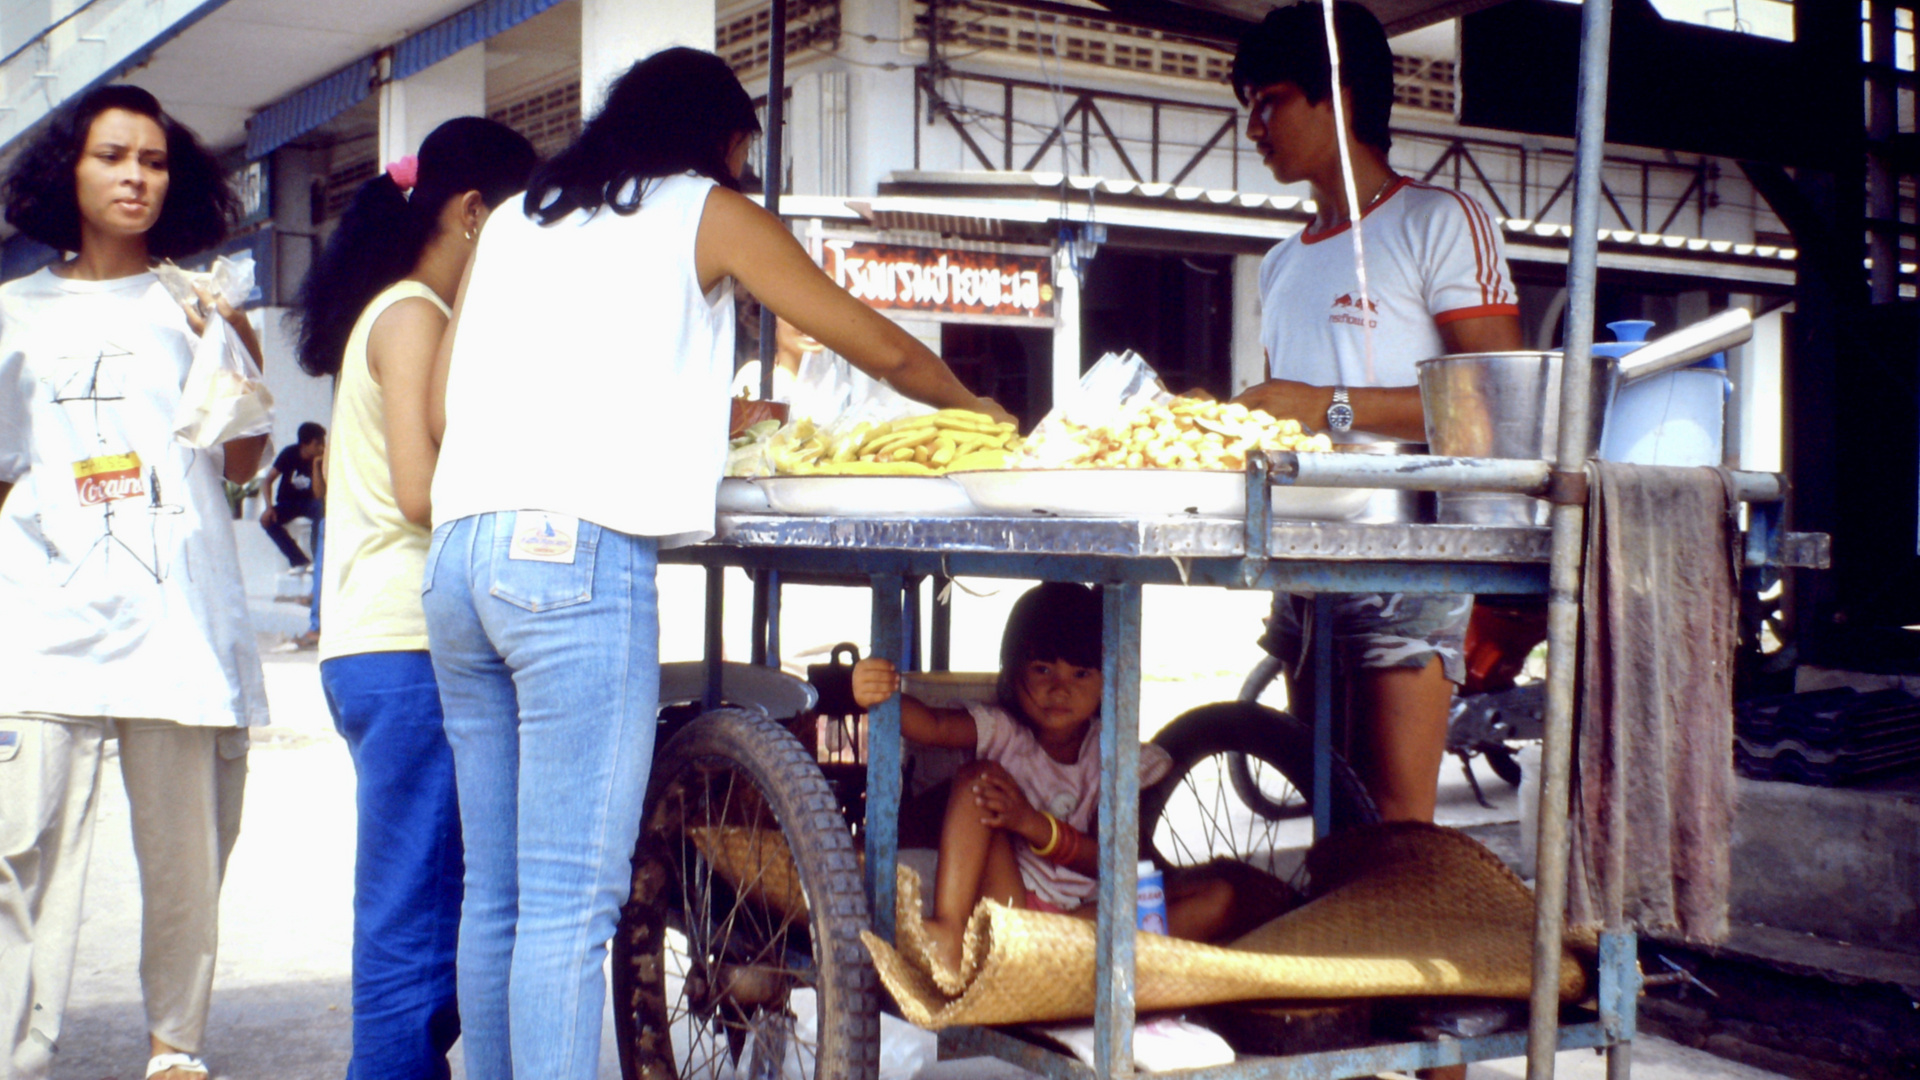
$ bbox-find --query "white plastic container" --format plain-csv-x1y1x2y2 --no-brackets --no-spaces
1593,319,1728,467
1601,367,1728,466
1135,860,1169,934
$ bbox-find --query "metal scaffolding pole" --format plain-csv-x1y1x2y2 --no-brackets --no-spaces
1527,0,1615,1077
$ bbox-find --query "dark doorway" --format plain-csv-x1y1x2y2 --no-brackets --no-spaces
1080,248,1235,399
939,324,1053,429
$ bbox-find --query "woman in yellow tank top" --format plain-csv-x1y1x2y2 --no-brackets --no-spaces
290,118,535,1079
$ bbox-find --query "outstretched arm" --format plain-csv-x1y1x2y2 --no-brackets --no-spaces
851,658,978,748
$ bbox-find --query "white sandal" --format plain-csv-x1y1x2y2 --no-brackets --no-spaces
146,1052,209,1078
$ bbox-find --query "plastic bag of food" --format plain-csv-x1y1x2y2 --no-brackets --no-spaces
165,254,275,448
1022,350,1329,470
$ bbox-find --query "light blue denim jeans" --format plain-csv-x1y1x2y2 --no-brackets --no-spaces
421,513,659,1080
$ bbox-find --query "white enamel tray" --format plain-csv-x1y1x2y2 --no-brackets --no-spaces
947,468,1371,520
717,477,772,513
755,476,977,517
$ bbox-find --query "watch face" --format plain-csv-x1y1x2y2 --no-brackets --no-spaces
1326,401,1355,432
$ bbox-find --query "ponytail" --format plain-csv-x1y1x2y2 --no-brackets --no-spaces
293,173,429,377
292,117,537,378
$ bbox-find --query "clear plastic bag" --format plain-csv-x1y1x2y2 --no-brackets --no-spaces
1021,349,1171,468
162,254,275,448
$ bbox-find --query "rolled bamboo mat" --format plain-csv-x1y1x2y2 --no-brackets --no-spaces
864,823,1593,1029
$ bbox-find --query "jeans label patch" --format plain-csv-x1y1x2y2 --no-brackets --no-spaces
510,512,579,564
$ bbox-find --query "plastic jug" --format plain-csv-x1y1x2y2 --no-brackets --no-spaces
1597,319,1728,467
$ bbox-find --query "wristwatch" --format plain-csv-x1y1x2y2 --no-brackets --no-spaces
1326,386,1355,433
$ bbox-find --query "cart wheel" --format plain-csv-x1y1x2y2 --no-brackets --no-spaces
1142,702,1378,877
614,708,879,1080
1227,654,1309,821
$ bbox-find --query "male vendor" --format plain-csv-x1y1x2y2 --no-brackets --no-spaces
1232,2,1523,823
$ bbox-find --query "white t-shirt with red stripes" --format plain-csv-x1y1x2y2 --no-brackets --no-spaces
1259,178,1518,389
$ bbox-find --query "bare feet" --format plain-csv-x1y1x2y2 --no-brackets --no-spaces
923,917,965,977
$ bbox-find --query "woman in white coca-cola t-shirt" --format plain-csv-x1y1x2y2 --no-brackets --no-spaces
0,84,266,1080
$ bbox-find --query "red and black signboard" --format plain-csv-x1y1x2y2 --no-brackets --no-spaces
821,239,1055,325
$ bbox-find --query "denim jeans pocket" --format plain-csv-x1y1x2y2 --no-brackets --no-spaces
487,517,600,613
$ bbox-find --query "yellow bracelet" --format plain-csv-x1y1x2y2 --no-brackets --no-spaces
1033,812,1061,857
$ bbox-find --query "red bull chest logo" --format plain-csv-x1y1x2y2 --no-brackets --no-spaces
1328,292,1380,328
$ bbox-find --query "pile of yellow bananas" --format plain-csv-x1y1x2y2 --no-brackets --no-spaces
1037,398,1332,470
763,410,1023,476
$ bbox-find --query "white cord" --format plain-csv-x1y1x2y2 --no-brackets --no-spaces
1320,0,1378,386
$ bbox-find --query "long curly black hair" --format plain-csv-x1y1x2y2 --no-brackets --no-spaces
522,47,759,225
2,84,234,259
291,117,536,378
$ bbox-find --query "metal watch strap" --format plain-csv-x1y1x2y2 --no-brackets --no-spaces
1326,386,1355,432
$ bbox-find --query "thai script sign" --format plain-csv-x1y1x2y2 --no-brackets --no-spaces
822,240,1055,323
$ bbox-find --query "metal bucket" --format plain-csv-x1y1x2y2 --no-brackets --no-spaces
1416,351,1619,526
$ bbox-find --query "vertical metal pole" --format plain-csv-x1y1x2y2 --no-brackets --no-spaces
867,573,905,942
930,573,953,672
1311,593,1335,841
1868,0,1896,305
1528,1,1613,1077
757,0,788,401
750,571,771,666
767,570,783,668
703,566,725,711
1094,582,1143,1080
903,575,924,673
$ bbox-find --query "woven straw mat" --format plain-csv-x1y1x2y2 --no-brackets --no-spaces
686,826,810,926
862,823,1592,1029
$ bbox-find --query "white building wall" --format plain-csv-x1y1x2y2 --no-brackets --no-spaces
380,44,488,166
581,0,714,115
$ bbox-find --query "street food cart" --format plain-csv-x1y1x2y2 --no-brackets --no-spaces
615,2,1830,1077
616,445,1826,1080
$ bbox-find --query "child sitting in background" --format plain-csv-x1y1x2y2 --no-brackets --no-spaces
853,582,1235,974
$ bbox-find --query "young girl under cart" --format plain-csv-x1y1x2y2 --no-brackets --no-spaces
423,48,1012,1080
852,582,1240,975
0,85,263,1080
291,117,535,1080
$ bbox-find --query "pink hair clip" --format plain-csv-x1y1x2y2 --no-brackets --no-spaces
385,155,420,192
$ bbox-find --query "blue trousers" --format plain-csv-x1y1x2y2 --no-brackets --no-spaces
320,651,463,1080
422,513,659,1080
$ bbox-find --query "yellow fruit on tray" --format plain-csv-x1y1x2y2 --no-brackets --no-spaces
1025,396,1331,470
738,410,1026,476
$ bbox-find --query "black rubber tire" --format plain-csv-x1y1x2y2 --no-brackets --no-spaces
1142,701,1379,872
1484,744,1524,787
1228,655,1311,820
613,708,879,1080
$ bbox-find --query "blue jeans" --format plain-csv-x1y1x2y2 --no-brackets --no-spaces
320,650,463,1080
421,513,660,1080
309,517,326,636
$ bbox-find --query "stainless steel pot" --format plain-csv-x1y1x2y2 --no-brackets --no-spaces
1416,350,1620,526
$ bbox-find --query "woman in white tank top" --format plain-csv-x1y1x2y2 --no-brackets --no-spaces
422,48,1010,1080
290,118,536,1080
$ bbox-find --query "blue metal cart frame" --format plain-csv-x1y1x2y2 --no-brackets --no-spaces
660,453,1824,1080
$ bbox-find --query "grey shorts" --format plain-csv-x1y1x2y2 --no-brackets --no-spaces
1261,592,1472,685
